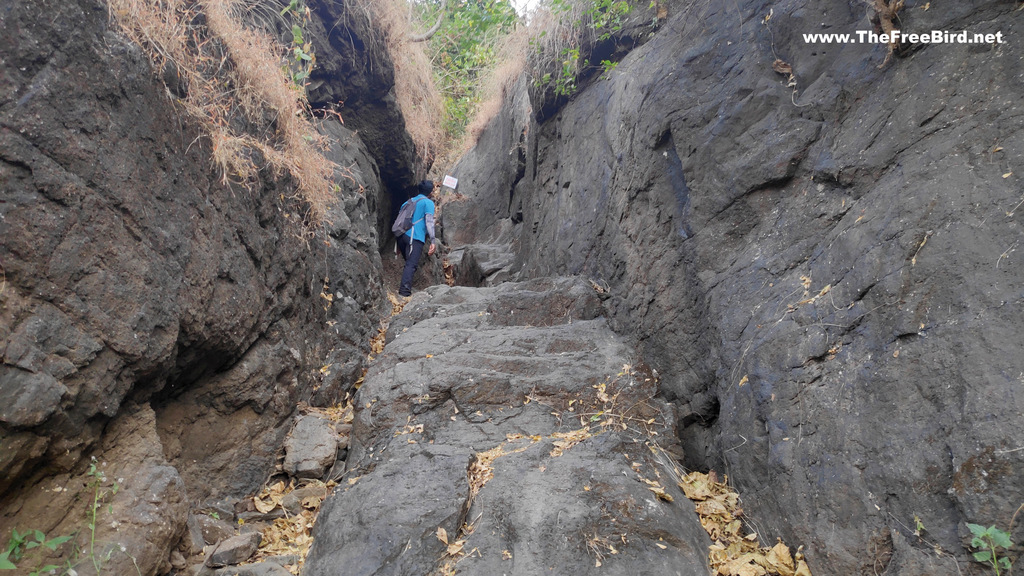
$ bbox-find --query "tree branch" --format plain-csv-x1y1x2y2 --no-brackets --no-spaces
409,0,446,42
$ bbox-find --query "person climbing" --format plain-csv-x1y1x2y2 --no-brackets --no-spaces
396,179,437,297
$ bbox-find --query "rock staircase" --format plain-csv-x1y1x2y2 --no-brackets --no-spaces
303,277,710,575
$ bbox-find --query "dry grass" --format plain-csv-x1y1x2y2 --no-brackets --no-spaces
438,0,590,165
361,0,445,170
108,0,336,221
462,28,529,150
520,0,605,109
525,1,589,77
425,26,528,179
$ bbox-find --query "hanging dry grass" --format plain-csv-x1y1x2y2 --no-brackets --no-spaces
367,0,445,169
107,0,336,221
524,0,589,83
461,27,529,151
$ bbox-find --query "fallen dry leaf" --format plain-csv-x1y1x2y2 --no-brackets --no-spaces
766,541,795,576
676,469,813,576
447,540,465,556
772,59,792,75
253,496,277,514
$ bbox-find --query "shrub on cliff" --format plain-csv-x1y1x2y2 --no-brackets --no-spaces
412,0,519,141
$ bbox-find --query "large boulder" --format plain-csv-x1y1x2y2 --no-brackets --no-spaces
5,405,189,576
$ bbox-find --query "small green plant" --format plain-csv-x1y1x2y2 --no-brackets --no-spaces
281,0,315,87
968,523,1014,575
528,0,634,99
586,0,631,40
4,457,134,575
598,59,617,79
554,46,585,95
85,457,121,574
913,514,926,537
1,528,73,574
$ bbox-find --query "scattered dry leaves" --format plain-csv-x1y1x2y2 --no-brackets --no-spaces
369,291,412,356
586,533,623,568
443,258,455,286
305,399,354,423
253,479,289,514
395,420,425,437
677,470,812,576
549,427,593,457
251,479,336,574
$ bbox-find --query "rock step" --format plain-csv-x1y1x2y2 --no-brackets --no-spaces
304,278,710,576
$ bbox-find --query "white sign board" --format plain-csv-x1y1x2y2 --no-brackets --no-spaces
442,175,458,190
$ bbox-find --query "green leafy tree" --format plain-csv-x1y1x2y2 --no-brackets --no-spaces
412,0,519,138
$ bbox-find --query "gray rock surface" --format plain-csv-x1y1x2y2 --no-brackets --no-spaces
214,562,294,576
447,0,1024,573
207,532,263,568
195,514,238,547
284,415,340,479
0,0,396,572
305,278,710,576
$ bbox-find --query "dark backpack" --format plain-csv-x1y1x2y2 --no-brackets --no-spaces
391,198,422,237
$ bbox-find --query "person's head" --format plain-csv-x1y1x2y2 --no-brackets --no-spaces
418,179,435,198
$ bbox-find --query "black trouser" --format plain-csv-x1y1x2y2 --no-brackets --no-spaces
398,235,424,297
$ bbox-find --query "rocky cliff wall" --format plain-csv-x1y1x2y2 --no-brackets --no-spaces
447,0,1024,573
0,0,408,572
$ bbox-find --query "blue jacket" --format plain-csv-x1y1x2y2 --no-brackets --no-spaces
404,194,436,244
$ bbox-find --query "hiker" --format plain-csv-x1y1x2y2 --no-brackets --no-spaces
396,180,437,297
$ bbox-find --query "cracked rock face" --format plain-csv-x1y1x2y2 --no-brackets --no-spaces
305,278,710,575
0,0,389,571
446,0,1024,573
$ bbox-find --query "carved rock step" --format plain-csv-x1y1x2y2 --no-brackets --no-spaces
305,278,710,576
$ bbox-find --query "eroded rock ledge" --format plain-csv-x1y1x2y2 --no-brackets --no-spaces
306,278,710,576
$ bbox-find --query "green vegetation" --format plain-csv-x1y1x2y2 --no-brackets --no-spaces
528,0,632,97
968,523,1014,575
408,0,644,154
282,0,316,88
85,458,122,574
535,45,586,96
583,0,631,41
1,530,72,574
1,458,134,575
414,0,519,139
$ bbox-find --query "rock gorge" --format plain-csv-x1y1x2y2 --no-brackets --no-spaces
1,0,1022,574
